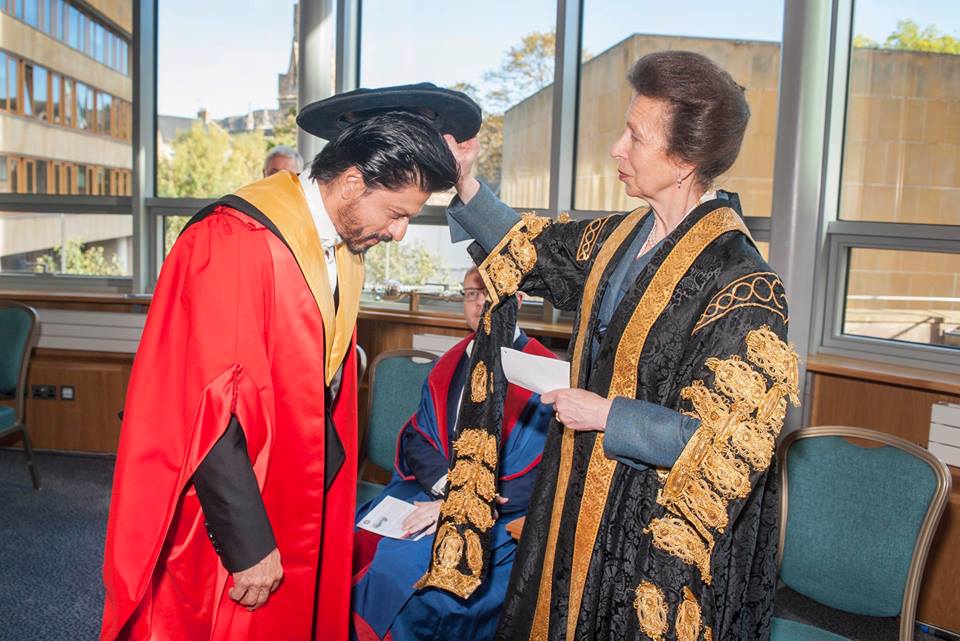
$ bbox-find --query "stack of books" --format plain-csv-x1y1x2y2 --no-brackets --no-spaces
929,402,960,468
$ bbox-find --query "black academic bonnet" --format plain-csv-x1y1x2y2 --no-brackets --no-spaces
296,82,482,143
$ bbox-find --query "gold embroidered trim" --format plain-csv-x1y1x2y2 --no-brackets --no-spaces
675,586,702,641
634,581,668,640
453,428,498,468
482,308,492,335
692,272,787,335
645,517,713,583
477,213,551,306
655,326,800,584
705,626,714,641
576,215,613,262
565,208,748,635
565,435,618,641
413,523,481,598
471,361,488,403
609,208,749,399
419,426,500,598
448,459,497,501
569,209,648,386
530,428,575,640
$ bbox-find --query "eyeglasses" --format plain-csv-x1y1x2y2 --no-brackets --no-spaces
461,288,487,302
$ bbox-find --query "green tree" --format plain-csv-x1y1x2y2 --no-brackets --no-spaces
267,107,299,150
854,19,960,54
158,121,268,198
484,30,557,111
35,239,125,276
363,241,450,288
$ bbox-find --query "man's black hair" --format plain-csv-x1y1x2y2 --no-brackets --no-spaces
309,111,459,193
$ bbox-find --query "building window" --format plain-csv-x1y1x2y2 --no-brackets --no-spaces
0,211,133,277
822,0,960,365
156,0,299,198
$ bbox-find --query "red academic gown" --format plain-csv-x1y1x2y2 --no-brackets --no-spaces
101,172,361,641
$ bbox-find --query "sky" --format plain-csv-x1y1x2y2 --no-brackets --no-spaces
157,0,960,119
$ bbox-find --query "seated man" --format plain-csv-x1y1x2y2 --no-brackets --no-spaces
352,267,555,641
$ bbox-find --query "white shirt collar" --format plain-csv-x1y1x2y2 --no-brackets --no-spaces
298,171,341,247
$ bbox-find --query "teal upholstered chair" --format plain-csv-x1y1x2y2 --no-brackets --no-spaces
0,300,41,489
357,349,438,507
772,426,951,641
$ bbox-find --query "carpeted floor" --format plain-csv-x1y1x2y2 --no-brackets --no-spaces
0,449,114,641
0,449,953,641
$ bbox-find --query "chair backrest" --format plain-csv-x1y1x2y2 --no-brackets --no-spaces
364,349,438,472
0,301,40,422
777,426,951,640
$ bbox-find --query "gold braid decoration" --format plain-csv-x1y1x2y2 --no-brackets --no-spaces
652,327,800,585
675,586,703,641
576,215,613,262
477,213,552,306
470,361,488,403
705,626,714,641
692,272,788,335
633,581,669,641
645,517,714,583
416,428,499,597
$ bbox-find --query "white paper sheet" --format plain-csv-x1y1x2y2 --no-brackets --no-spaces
500,347,571,395
357,495,428,540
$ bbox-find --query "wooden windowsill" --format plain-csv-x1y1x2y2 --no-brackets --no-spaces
0,290,576,338
807,353,960,397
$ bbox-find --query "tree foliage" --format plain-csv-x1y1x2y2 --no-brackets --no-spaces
363,240,450,288
157,122,267,198
854,19,960,55
35,239,125,276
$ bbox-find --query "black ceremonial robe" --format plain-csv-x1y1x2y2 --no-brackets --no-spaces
472,196,798,641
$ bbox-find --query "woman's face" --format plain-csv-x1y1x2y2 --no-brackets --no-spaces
610,95,686,201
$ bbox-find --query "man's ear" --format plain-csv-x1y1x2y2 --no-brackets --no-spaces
339,167,366,202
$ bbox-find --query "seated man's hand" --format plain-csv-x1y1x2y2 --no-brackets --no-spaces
402,500,442,537
229,547,283,610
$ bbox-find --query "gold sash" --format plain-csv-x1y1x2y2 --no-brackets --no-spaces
234,171,363,384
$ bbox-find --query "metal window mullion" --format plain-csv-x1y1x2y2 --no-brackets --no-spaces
335,0,360,94
132,0,157,293
547,0,582,215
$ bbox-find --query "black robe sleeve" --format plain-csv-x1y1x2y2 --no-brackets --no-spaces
192,416,276,573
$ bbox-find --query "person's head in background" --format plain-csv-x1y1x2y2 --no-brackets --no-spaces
462,267,486,333
461,267,522,333
263,145,304,177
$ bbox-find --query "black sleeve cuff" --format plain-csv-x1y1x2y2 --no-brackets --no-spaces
193,416,276,573
400,427,450,494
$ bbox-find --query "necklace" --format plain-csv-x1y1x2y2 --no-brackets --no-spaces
638,217,658,257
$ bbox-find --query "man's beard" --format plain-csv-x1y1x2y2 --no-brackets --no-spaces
338,201,393,254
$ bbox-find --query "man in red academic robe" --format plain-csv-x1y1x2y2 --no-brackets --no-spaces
100,85,479,641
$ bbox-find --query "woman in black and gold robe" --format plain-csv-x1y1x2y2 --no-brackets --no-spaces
418,51,800,641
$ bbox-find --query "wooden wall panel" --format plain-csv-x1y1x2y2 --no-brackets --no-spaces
23,351,132,453
809,373,960,448
808,371,960,633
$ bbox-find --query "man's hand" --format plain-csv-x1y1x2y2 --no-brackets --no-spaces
228,547,283,610
443,134,482,204
402,500,442,537
541,388,613,433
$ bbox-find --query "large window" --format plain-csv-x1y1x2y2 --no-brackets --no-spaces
0,0,132,284
0,211,132,277
156,0,299,199
360,0,556,211
824,0,960,361
573,1,784,215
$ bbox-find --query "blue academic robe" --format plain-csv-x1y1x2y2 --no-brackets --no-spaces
352,332,555,641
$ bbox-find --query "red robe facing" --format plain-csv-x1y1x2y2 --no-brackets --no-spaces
101,171,361,641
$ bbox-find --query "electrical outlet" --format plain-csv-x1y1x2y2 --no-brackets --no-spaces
60,386,76,401
31,384,57,400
